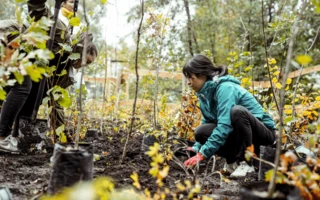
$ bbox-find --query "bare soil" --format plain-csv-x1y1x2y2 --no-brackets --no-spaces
0,132,261,200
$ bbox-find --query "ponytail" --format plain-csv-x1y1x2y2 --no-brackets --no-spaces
182,54,228,80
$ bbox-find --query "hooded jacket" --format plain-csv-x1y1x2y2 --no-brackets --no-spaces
192,75,276,158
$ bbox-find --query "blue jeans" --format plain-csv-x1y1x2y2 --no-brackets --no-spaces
0,76,32,137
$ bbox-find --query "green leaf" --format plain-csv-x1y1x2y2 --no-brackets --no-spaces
13,72,24,84
69,53,80,60
58,43,73,52
42,97,50,105
94,154,101,161
25,65,46,82
0,89,7,100
15,7,22,24
69,17,81,27
15,0,27,3
284,116,293,124
56,69,67,77
56,125,65,136
57,96,71,108
311,0,320,13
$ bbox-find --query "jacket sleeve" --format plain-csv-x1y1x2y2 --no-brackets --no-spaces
199,83,236,158
201,114,210,124
28,0,51,21
192,142,202,153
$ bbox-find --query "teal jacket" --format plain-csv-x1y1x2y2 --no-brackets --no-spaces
192,75,276,158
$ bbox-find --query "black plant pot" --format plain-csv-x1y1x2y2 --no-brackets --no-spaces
48,143,94,195
259,146,276,181
85,129,99,139
240,182,301,200
17,118,49,153
141,134,158,152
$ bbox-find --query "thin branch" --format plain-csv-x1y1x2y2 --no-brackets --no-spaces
261,0,280,115
251,154,276,168
202,171,222,188
121,0,144,163
171,154,190,175
268,12,300,200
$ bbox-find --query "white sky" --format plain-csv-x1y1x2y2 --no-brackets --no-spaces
102,0,138,47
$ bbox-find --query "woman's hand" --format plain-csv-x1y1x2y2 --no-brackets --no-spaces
184,152,206,167
185,146,195,152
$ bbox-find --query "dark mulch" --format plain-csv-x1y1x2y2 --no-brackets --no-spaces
0,131,260,200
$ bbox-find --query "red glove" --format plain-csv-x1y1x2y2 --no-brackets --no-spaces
184,152,206,167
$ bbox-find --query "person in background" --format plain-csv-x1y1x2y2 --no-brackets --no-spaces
0,0,97,153
183,54,276,178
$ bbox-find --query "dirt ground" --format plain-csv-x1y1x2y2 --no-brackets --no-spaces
0,131,260,200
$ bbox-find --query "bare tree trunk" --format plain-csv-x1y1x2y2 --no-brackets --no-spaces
121,0,144,163
192,30,199,53
183,0,194,57
100,43,108,134
75,0,89,150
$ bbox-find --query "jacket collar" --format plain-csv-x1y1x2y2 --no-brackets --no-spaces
197,76,220,98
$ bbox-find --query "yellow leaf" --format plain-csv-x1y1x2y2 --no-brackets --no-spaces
176,183,186,191
130,172,141,189
59,132,67,143
286,78,292,84
295,55,312,65
158,166,170,179
275,82,282,89
229,51,237,56
149,167,159,177
101,0,107,4
285,85,290,91
153,154,164,164
144,189,151,197
147,143,159,157
284,109,292,115
268,58,276,65
316,96,320,101
244,66,252,71
69,17,81,27
312,111,318,116
284,105,291,109
242,77,249,84
272,77,277,83
184,180,192,189
113,127,119,132
273,71,280,76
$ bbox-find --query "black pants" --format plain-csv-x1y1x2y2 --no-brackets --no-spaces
195,105,275,164
0,76,32,137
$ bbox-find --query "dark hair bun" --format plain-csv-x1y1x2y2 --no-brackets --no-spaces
217,65,228,77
